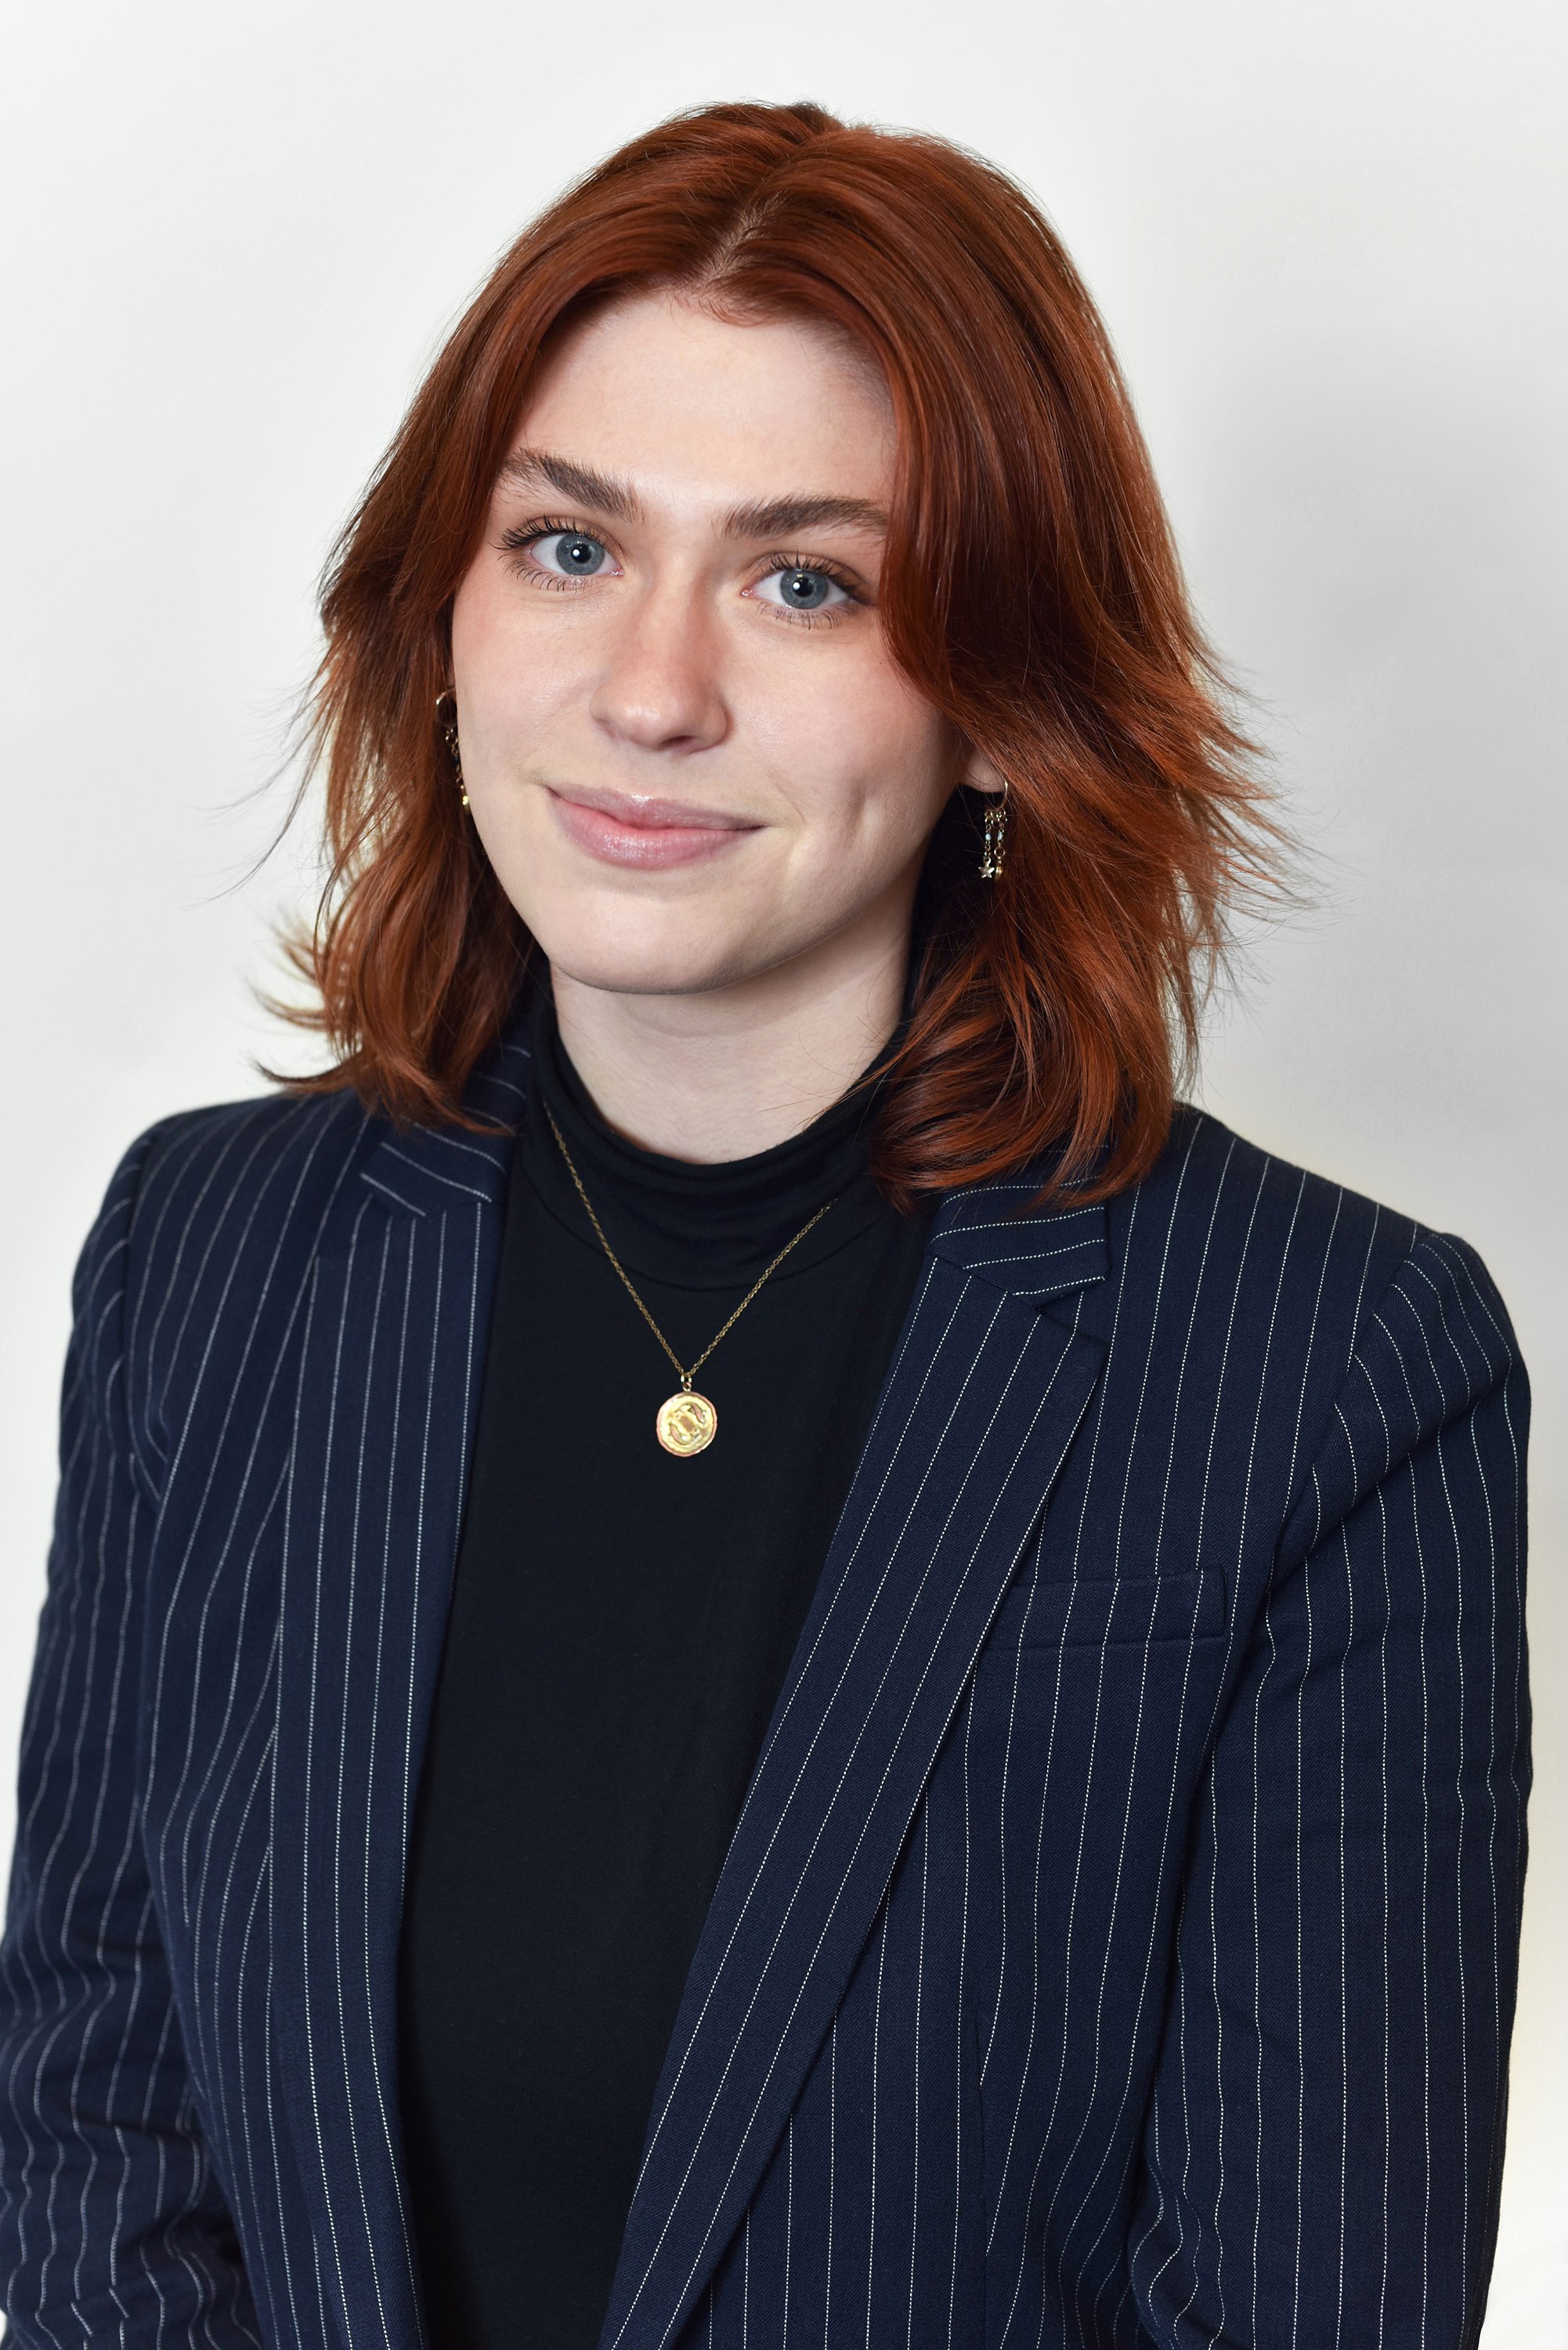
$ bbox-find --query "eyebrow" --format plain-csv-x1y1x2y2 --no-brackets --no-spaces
723,491,887,539
497,448,887,540
498,449,641,520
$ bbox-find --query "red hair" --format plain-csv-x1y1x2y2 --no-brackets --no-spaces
282,100,1278,1209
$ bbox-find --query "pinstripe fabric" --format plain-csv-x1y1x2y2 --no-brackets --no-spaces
0,1032,1528,2350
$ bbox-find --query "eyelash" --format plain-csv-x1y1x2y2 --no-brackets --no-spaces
498,515,613,592
497,518,868,624
753,551,866,628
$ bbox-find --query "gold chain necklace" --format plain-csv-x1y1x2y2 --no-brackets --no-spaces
544,1104,837,1456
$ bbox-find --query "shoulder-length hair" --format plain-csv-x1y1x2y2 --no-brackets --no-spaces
283,99,1278,1211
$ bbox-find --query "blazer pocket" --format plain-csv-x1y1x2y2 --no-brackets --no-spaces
984,1566,1225,1652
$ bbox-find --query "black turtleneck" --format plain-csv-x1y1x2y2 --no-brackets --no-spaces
399,997,930,2350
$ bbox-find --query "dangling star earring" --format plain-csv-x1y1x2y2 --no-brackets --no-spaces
979,778,1010,880
435,690,469,809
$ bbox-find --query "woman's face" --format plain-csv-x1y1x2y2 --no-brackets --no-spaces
450,291,978,1003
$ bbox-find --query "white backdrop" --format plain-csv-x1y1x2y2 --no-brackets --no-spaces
2,1,1563,2337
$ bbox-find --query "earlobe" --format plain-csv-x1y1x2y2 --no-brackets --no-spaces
957,747,1010,880
963,746,1007,796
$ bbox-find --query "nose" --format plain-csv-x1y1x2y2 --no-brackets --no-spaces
587,576,728,755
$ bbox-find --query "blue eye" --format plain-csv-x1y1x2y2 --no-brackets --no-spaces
532,530,610,577
755,565,850,615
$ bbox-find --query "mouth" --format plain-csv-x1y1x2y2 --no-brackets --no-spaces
544,781,761,871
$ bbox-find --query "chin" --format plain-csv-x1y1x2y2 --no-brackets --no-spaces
534,918,783,1002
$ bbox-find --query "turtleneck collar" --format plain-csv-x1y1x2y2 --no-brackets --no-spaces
517,987,918,1292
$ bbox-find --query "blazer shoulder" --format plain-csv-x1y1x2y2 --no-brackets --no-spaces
1143,1101,1422,1290
126,1085,374,1234
83,1089,381,1477
1132,1104,1519,1390
1093,1108,1525,1569
107,1085,377,1325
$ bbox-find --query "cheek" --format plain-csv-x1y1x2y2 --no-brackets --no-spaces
768,664,952,854
449,561,500,678
450,564,576,746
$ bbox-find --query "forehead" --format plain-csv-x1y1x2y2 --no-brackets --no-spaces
511,291,895,513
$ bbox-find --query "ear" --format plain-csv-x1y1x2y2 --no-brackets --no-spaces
961,744,1006,794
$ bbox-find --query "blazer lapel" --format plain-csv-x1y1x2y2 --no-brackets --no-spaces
600,1183,1109,2350
266,1033,526,2349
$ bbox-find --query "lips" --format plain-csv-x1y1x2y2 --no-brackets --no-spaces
545,783,758,870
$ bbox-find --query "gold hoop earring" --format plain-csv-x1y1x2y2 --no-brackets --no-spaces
979,779,1009,880
435,690,469,810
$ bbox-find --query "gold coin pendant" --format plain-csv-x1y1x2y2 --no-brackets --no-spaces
656,1390,717,1457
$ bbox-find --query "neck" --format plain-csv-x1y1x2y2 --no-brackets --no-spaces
550,931,910,1163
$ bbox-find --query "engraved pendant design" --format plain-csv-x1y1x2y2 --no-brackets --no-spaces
656,1390,718,1457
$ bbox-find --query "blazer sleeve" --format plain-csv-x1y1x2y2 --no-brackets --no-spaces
1129,1227,1530,2350
0,1135,261,2348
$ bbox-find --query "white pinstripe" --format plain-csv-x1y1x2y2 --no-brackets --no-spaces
631,1279,977,2192
618,1303,1081,2348
0,1098,1527,2350
985,1189,1154,2283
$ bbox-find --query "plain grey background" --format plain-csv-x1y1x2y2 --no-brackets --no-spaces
2,1,1563,2336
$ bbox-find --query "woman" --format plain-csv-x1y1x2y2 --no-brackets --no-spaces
0,101,1527,2350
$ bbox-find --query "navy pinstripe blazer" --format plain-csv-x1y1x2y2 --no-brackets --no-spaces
0,1022,1529,2350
